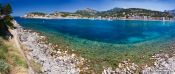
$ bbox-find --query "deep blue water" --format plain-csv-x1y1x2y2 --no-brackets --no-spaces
15,17,175,44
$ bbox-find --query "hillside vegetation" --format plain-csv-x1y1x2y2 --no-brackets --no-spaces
26,7,174,20
0,3,28,74
98,8,173,18
0,3,14,40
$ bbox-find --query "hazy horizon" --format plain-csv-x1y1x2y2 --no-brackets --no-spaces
1,0,175,16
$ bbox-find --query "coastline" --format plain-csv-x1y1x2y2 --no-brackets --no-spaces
22,17,175,22
10,21,34,74
12,20,175,74
12,20,86,74
103,53,175,74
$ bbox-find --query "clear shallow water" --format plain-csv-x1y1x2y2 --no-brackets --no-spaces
15,17,175,44
15,17,175,72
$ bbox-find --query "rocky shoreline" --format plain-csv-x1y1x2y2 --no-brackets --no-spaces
103,53,175,74
13,21,86,74
142,53,175,74
13,20,175,74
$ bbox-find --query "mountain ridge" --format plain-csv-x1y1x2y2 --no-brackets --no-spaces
24,7,175,20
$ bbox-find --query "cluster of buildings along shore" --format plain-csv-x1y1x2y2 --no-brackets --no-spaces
23,12,175,21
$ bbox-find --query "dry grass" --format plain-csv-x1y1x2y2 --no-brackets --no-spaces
29,60,42,73
0,37,28,74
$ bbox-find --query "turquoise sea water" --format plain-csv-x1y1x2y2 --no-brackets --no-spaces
15,18,175,44
15,17,175,71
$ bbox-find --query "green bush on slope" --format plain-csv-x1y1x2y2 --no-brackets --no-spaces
0,39,10,74
0,60,9,74
0,3,14,40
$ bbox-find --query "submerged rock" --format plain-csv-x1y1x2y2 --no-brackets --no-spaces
102,61,139,74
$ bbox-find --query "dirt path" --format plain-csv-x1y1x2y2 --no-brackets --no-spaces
9,22,35,74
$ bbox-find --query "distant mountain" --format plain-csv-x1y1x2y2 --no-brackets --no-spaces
98,8,173,18
172,9,175,13
167,9,175,15
24,7,175,20
168,9,175,13
75,8,98,17
27,12,46,16
107,7,124,12
97,7,123,17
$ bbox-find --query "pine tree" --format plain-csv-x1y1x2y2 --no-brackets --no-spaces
1,3,12,15
0,3,14,39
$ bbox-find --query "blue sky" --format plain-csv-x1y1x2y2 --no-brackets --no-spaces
0,0,175,16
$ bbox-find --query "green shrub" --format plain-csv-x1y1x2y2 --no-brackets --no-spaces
0,39,9,74
0,60,9,74
0,43,8,60
13,55,28,68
